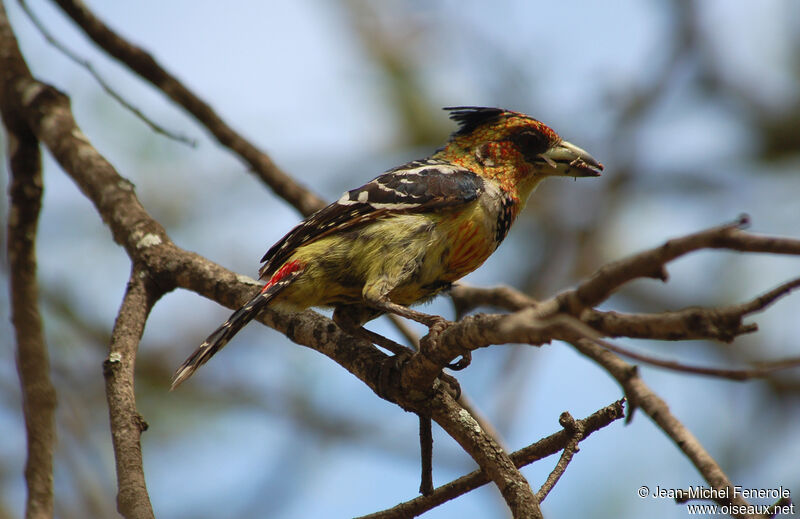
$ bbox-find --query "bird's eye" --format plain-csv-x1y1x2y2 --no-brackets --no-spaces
510,130,549,160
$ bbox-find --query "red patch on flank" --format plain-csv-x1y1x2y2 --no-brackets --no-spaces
262,259,303,291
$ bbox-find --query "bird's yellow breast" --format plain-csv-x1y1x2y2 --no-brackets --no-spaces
269,198,503,311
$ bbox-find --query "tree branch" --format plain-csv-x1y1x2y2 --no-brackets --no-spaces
429,392,542,518
560,215,800,311
103,265,161,519
569,338,754,514
452,275,800,345
449,283,534,315
255,293,543,517
50,0,325,216
429,228,800,380
583,307,758,342
357,400,624,519
0,3,56,517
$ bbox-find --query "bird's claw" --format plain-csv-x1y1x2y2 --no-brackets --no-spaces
420,316,471,373
447,351,472,371
419,316,451,352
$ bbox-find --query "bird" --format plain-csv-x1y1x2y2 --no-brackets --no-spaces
171,107,602,389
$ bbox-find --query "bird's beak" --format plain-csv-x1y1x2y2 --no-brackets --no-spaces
538,139,603,177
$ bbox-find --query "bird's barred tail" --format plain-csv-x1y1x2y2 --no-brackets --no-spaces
170,262,304,390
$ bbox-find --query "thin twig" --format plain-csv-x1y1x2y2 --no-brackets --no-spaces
452,275,800,344
557,314,800,381
534,412,583,502
583,307,758,342
562,215,800,311
591,335,800,381
19,0,196,147
51,0,325,216
731,275,800,316
418,415,433,496
577,275,800,343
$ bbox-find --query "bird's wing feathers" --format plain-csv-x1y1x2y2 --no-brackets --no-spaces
259,159,484,279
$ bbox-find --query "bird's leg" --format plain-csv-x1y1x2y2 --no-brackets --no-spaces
369,298,449,330
360,279,470,371
370,298,464,370
351,326,414,357
362,295,472,372
332,305,416,401
332,305,414,356
362,295,452,346
332,304,462,398
383,300,470,371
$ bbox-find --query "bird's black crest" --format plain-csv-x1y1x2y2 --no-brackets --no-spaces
444,106,506,136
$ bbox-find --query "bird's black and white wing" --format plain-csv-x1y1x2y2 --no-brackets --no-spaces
259,159,485,278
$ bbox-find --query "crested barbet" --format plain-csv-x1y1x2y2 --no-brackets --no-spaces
171,107,602,389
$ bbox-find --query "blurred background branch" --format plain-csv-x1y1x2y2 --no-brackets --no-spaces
1,3,55,517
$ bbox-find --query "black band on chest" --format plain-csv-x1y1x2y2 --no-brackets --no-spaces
495,195,516,243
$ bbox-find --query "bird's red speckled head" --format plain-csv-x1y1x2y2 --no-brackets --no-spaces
434,107,603,199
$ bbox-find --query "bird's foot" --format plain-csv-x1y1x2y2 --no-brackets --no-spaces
418,316,472,371
419,315,451,351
